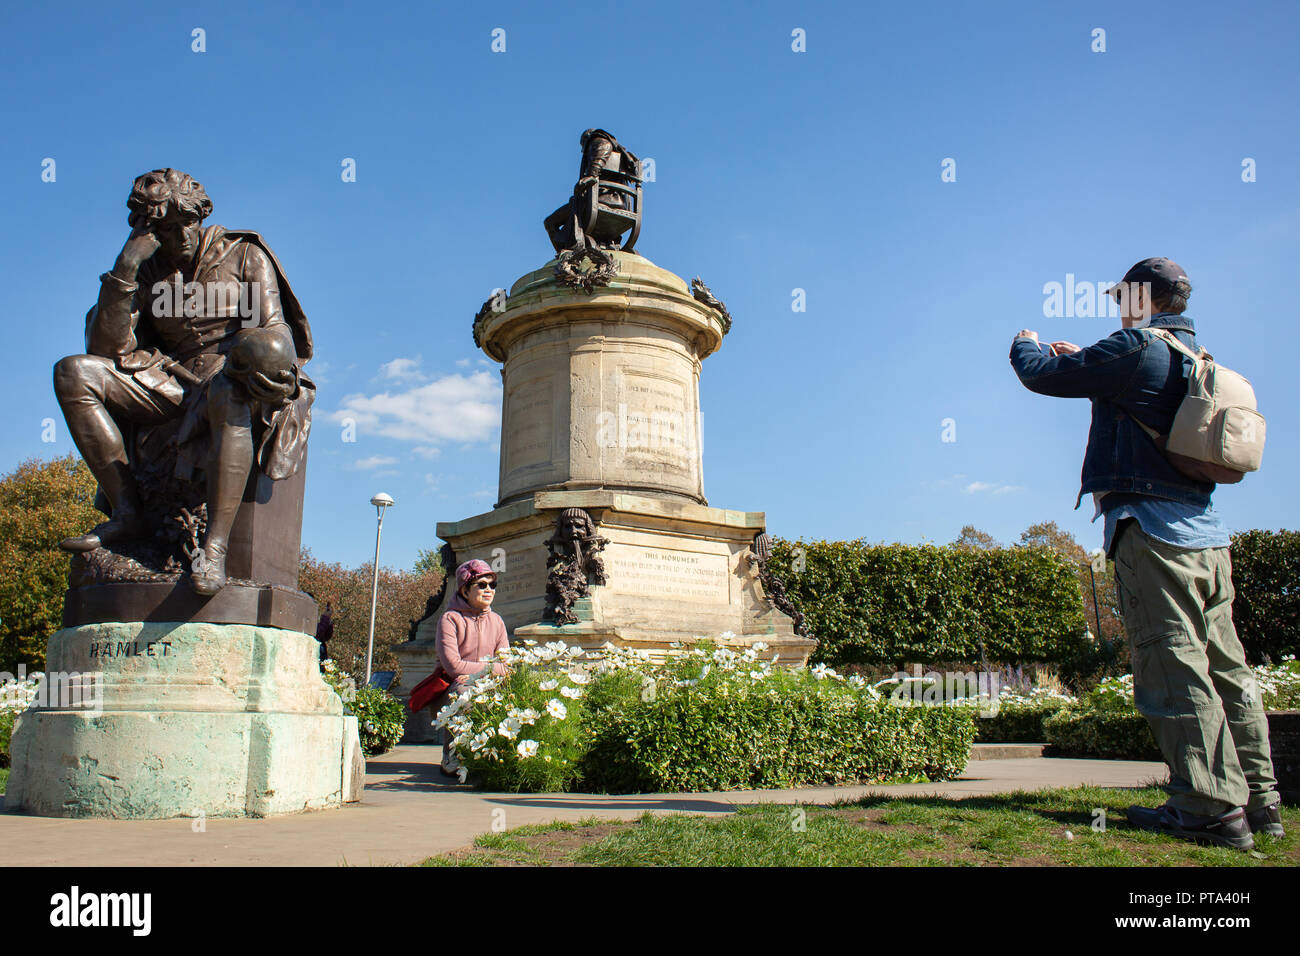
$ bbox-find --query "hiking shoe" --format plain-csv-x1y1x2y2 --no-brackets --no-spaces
1127,804,1255,851
1246,804,1285,838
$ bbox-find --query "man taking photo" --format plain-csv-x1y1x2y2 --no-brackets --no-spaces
1009,257,1281,851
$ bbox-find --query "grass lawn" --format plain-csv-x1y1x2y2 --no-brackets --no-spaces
422,785,1298,867
0,768,7,794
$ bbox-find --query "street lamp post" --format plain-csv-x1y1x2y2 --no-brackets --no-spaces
1086,548,1106,642
365,493,395,685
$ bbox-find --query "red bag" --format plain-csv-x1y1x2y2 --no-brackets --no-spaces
408,666,452,713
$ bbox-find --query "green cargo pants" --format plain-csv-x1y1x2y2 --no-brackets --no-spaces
1112,518,1279,816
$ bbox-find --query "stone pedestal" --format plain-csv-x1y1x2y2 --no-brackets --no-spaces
392,252,814,737
4,622,364,818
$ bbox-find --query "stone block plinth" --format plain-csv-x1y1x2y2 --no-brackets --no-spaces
3,622,363,819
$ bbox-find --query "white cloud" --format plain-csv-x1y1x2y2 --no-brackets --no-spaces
413,446,442,459
455,358,471,368
351,455,399,470
328,370,501,445
964,480,1025,496
378,356,426,383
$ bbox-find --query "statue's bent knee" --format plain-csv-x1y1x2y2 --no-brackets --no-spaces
53,354,105,402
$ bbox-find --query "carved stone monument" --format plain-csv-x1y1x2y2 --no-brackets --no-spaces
4,169,363,818
394,134,814,740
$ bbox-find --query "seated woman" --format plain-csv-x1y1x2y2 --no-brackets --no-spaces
435,559,509,776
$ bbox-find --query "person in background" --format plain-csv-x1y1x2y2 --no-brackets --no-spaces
434,559,509,776
314,602,333,664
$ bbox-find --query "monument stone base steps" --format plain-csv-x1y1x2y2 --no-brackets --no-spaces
4,622,363,819
392,489,815,743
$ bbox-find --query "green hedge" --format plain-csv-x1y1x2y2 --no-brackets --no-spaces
1043,707,1160,761
1230,529,1300,663
766,539,1089,666
581,680,975,793
974,700,1071,743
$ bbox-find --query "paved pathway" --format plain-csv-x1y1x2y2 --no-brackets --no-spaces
0,745,1168,867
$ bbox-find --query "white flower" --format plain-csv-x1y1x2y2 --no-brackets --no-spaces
517,739,539,758
567,645,584,658
719,631,736,640
752,641,769,652
560,685,582,699
568,671,591,685
810,663,837,680
546,699,568,720
497,717,522,740
519,707,539,725
539,679,559,691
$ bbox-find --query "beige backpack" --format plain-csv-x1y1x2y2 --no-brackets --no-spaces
1129,328,1265,484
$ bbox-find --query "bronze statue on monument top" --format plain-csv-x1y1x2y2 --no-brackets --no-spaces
544,129,643,292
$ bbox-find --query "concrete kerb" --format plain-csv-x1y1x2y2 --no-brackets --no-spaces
0,744,1169,867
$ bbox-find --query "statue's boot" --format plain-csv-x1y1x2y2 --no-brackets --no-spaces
192,377,254,596
190,539,228,596
59,510,144,552
58,460,145,552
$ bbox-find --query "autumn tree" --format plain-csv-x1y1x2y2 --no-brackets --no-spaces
0,455,103,670
1019,520,1123,643
953,525,999,550
298,549,444,684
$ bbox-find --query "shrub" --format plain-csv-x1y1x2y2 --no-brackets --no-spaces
0,711,14,770
1044,707,1160,761
974,698,1073,743
349,686,407,757
1,673,41,769
1230,529,1300,663
320,658,404,757
436,640,976,794
764,538,1089,667
1041,663,1300,761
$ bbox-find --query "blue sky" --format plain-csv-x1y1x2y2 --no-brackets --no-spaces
2,0,1297,572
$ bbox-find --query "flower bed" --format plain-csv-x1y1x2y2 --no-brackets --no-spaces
435,640,977,793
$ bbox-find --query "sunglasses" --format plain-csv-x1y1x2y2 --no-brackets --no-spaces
472,579,496,591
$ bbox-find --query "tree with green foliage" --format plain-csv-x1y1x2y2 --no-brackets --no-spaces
0,456,102,670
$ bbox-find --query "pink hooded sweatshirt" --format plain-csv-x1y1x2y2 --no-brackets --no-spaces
436,592,509,682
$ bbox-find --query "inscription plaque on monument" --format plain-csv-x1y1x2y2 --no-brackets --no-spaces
504,378,554,473
606,543,730,603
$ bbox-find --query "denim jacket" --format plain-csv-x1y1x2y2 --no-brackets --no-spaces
1009,312,1214,511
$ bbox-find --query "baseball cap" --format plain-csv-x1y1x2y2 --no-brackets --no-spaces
1107,257,1191,300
